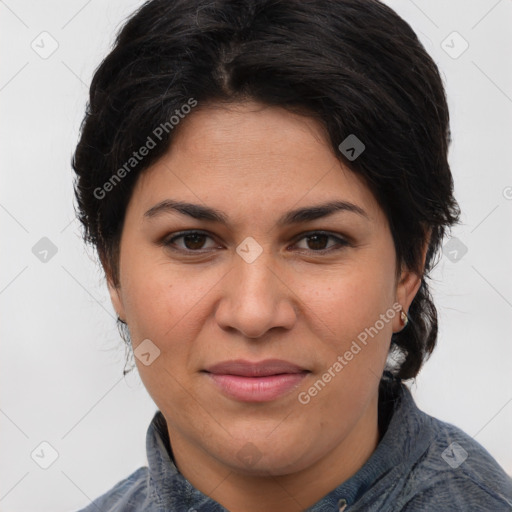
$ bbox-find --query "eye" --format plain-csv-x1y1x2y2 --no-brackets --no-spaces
292,231,350,253
164,231,218,252
163,230,350,254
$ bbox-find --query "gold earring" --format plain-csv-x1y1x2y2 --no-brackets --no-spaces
400,308,408,327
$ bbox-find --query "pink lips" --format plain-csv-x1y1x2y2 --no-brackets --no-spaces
203,359,309,402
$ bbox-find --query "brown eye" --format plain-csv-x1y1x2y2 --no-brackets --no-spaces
181,233,207,250
163,230,350,255
293,232,349,253
164,231,217,252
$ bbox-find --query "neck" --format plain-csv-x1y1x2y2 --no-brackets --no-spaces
167,394,380,512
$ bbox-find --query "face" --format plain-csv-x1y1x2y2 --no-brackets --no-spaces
108,101,422,479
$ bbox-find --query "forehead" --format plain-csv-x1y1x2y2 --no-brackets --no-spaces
130,101,385,228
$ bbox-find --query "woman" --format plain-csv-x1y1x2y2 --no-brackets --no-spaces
73,0,512,510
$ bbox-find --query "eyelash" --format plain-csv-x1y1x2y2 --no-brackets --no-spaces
162,230,350,255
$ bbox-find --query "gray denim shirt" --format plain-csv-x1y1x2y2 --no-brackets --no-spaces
77,374,512,511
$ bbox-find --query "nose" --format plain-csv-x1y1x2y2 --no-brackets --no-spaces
214,249,298,339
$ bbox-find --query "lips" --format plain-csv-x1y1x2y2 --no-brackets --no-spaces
203,359,310,402
204,359,308,377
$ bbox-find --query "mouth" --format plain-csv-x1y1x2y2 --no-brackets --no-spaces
202,359,310,402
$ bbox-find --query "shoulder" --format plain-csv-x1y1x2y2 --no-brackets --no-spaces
76,467,154,512
399,413,512,511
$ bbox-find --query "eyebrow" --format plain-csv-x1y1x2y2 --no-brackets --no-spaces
143,199,369,226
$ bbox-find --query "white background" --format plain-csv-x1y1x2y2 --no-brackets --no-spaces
1,1,511,510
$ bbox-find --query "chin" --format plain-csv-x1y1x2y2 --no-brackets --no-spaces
219,435,318,477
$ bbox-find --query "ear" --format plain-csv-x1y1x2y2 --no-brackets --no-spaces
393,228,431,333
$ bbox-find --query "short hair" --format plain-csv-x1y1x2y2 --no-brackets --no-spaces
72,0,461,380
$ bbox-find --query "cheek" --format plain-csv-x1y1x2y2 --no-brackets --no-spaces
298,261,397,402
120,250,218,347
119,255,208,401
301,262,396,420
309,259,395,338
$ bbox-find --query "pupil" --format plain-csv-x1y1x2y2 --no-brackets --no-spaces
184,234,205,250
308,234,328,250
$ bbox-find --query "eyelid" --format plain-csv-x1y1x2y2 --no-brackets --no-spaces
162,229,351,254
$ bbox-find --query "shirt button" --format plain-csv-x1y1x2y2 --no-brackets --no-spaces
338,498,348,511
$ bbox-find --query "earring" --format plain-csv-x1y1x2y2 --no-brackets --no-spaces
400,308,409,327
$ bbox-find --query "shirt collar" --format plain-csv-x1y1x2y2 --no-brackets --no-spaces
308,373,436,510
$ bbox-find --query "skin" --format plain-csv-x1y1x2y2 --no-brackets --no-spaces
106,101,428,512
